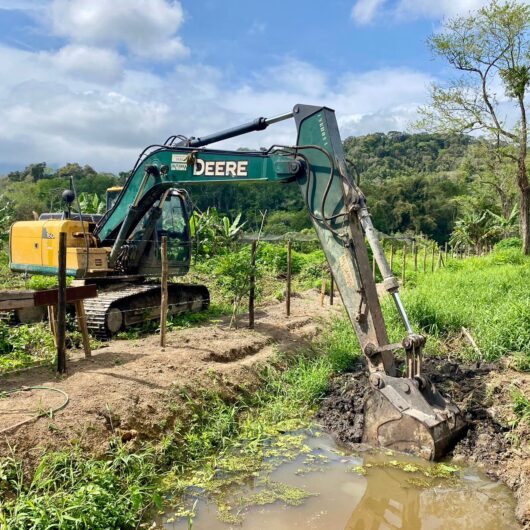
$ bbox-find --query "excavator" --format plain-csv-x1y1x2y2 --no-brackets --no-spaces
8,104,465,459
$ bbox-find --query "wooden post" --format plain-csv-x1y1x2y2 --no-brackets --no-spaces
431,244,435,272
249,241,257,328
160,236,168,347
48,305,58,348
423,244,427,272
75,300,91,358
389,244,394,271
438,250,443,269
320,276,327,306
329,272,334,306
286,239,292,317
57,232,67,374
413,242,418,272
444,242,448,265
401,244,407,286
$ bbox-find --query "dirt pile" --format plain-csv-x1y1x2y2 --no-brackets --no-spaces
317,358,530,526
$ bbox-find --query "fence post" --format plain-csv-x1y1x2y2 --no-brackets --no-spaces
57,232,67,374
423,244,427,272
75,301,91,358
160,236,168,347
249,241,257,328
48,305,58,348
438,250,443,269
329,272,334,306
431,244,436,272
286,239,292,317
413,242,418,272
401,244,407,286
444,242,448,265
389,244,394,271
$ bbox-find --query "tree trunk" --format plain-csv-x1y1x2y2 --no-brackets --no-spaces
518,96,529,255
520,183,530,254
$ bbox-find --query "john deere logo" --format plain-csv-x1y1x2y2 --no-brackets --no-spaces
193,159,249,177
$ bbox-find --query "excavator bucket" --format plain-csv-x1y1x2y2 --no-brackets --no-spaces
362,373,466,460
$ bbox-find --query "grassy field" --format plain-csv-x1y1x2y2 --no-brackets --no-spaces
383,241,530,369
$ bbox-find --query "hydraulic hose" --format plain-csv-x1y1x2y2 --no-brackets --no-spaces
0,386,70,435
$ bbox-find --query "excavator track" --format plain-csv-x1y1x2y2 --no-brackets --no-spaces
84,282,209,338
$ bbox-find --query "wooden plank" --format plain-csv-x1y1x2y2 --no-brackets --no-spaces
0,290,35,300
34,284,97,307
75,300,92,358
0,299,36,311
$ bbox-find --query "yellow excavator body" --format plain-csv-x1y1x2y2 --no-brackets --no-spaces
9,219,111,277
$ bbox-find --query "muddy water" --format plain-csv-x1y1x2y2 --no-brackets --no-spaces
162,431,519,530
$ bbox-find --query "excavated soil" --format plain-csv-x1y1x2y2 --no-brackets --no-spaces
0,291,341,468
317,358,530,526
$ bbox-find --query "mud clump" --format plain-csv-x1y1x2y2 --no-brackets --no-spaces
316,364,370,447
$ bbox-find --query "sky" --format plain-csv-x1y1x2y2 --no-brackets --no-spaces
0,0,507,173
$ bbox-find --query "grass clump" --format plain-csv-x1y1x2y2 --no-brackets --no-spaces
510,387,530,427
0,446,161,530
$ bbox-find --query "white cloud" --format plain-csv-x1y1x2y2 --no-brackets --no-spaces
0,37,432,172
350,0,530,24
50,45,124,84
351,0,388,25
50,0,187,60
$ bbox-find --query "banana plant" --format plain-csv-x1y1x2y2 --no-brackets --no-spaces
189,207,246,257
78,192,106,214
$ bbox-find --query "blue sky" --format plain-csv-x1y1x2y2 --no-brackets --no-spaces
0,0,502,172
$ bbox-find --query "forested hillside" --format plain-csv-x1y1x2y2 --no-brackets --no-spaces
0,131,516,243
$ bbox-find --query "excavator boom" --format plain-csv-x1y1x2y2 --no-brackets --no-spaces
93,103,465,459
10,104,465,458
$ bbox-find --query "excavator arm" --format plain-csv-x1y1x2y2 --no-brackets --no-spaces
94,104,465,459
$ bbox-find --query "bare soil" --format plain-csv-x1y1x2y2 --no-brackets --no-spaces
0,291,340,467
317,358,530,527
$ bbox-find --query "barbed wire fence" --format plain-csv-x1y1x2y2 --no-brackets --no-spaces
0,229,492,375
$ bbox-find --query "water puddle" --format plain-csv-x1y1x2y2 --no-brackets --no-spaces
159,430,519,529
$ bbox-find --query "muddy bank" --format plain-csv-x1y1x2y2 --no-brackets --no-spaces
0,291,340,469
317,358,530,526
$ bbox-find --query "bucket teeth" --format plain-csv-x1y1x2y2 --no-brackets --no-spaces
362,373,466,460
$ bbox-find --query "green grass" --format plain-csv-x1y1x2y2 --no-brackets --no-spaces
381,247,530,365
510,387,530,427
0,318,359,530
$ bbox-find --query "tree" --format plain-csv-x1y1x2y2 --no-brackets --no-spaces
419,1,530,253
459,139,518,218
449,211,491,252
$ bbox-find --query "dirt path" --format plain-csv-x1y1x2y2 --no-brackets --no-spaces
0,291,341,466
317,358,530,527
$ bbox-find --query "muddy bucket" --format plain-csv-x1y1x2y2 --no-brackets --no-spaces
362,373,466,460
